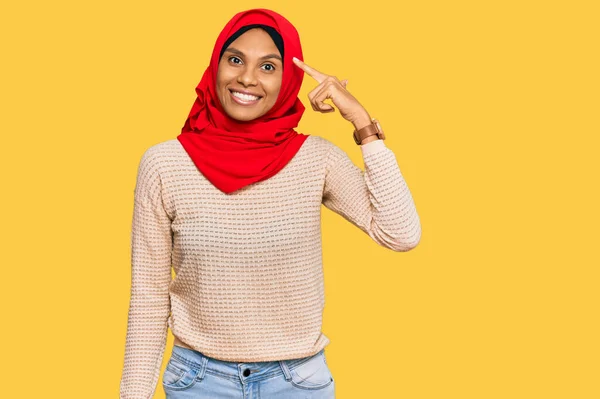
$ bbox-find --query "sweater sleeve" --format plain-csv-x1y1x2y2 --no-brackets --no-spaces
120,148,173,399
322,139,422,252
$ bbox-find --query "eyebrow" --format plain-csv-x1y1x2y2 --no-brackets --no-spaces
224,47,282,62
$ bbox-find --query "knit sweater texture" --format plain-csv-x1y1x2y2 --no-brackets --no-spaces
120,135,421,399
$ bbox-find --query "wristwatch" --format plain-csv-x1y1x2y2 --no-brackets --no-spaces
353,118,386,145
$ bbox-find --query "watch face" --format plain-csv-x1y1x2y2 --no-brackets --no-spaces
374,120,385,139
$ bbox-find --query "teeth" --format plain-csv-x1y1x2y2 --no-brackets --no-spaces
232,91,260,101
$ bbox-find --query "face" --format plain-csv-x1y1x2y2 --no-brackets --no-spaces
216,28,283,122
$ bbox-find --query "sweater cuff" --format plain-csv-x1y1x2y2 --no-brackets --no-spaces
360,139,387,156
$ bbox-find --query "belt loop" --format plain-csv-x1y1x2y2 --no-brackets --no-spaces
279,360,292,381
197,356,209,381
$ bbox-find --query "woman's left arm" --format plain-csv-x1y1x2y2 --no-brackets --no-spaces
322,138,422,252
292,57,421,251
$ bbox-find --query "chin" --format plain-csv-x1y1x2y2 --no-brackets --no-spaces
227,111,261,122
224,103,266,122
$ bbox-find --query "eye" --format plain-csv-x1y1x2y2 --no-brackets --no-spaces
261,64,276,72
228,56,242,64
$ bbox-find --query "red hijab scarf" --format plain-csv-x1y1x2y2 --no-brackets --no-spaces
177,8,308,194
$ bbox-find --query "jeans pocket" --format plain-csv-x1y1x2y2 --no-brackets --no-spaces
288,351,334,390
162,357,201,391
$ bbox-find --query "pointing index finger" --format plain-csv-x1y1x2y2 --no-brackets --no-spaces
292,57,327,84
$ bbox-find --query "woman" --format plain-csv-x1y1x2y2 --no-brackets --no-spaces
120,8,421,399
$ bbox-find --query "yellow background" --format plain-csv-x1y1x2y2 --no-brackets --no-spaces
1,1,598,398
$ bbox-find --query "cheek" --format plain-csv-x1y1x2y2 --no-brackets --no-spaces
216,65,232,91
267,78,283,101
215,74,230,109
216,72,226,90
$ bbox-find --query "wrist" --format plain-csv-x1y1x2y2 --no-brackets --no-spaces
351,111,371,132
352,115,386,145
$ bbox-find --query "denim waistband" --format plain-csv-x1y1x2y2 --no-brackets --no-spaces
169,345,326,384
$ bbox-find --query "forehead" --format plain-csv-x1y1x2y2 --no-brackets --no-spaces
227,28,278,52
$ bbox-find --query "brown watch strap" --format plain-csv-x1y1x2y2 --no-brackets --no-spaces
353,118,385,145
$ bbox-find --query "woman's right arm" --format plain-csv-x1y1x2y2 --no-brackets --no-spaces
120,147,173,399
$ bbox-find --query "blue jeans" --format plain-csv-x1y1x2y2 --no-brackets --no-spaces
162,344,336,398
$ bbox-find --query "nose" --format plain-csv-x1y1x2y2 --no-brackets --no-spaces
236,67,258,87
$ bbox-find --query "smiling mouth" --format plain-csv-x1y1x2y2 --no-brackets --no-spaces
229,89,262,105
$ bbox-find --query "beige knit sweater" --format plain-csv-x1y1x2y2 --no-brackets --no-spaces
119,135,421,399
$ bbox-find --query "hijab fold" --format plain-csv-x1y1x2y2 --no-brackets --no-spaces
177,8,308,194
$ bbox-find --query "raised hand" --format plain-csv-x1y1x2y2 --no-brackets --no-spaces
292,57,370,128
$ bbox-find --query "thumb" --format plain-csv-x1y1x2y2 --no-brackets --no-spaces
341,79,348,88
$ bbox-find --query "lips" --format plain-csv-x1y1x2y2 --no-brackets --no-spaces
229,89,262,98
229,89,262,105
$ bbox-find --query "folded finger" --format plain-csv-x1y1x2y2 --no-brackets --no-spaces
312,85,335,113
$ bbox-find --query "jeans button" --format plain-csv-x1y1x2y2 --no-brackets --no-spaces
243,368,251,377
